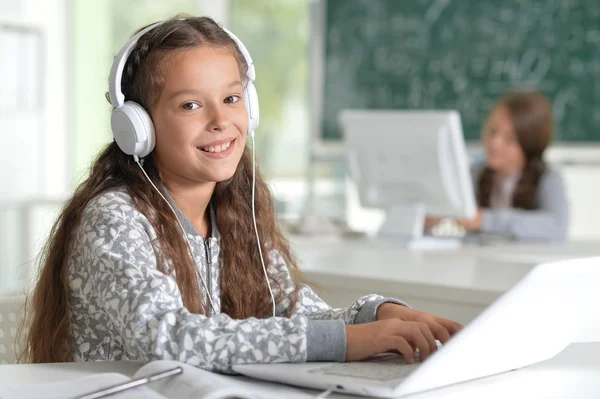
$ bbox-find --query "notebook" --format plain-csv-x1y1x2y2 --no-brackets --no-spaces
0,360,314,399
233,257,599,397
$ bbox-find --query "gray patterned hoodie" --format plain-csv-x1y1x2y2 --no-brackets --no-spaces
67,189,407,372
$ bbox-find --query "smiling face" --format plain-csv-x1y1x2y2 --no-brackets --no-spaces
151,46,248,186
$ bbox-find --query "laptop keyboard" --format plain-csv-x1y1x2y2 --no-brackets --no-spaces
308,354,421,382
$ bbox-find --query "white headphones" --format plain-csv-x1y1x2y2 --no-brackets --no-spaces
107,20,260,160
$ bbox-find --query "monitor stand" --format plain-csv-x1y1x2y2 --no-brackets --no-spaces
378,203,463,250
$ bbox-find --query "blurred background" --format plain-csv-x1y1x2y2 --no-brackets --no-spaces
1,0,600,295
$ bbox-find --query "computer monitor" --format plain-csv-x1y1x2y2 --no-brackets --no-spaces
340,110,476,248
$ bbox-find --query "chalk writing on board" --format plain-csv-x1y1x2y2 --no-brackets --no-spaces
322,0,600,141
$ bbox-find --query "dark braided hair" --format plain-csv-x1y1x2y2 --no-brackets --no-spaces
477,91,553,210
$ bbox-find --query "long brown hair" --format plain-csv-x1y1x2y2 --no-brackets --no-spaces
477,91,553,210
22,16,300,363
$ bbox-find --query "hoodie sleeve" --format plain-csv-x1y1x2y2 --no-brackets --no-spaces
480,169,569,242
69,192,345,372
269,251,409,325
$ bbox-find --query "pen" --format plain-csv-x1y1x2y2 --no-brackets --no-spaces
73,366,183,399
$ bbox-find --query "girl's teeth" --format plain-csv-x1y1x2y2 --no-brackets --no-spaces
202,141,231,153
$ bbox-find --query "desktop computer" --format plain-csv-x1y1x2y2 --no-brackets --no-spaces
340,110,476,249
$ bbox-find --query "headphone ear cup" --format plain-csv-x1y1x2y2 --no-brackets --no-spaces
245,82,260,135
111,101,155,158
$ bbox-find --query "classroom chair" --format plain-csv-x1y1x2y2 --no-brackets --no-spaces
0,295,26,364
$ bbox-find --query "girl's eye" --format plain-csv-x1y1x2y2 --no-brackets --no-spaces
181,102,200,111
225,95,241,104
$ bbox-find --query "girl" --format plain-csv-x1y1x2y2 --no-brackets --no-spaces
432,91,569,242
23,16,461,372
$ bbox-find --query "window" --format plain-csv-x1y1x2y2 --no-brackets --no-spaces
229,0,311,179
71,0,200,184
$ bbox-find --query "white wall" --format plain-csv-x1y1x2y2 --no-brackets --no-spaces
0,0,68,293
561,166,600,240
0,0,69,197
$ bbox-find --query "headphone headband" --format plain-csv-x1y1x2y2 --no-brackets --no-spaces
222,28,255,81
109,18,259,159
108,22,162,108
107,20,256,108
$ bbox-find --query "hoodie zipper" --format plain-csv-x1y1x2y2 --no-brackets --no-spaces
204,238,213,315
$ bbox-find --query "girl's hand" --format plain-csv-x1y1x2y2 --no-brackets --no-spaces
455,208,483,231
424,217,442,231
377,303,463,345
345,319,441,363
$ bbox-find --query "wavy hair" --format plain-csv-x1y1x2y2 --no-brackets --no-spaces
22,16,301,363
477,91,553,210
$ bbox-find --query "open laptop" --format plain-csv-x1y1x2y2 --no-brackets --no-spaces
233,257,599,397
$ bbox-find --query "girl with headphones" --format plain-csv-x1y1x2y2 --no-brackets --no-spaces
23,16,461,370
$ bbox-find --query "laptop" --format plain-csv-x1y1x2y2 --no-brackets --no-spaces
233,257,599,397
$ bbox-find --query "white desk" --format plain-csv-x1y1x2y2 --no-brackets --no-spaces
290,236,600,341
1,343,599,398
2,238,597,398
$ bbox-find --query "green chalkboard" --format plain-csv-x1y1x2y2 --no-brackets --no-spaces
321,0,600,141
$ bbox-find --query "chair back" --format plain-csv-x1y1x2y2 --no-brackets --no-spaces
0,295,27,364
